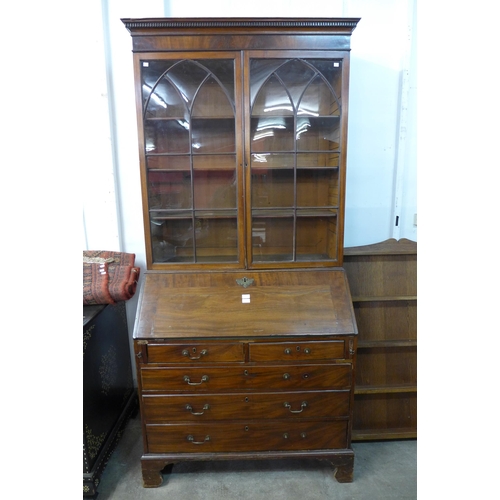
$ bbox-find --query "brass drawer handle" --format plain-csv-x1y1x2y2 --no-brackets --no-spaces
284,347,311,355
284,401,308,414
283,373,290,380
283,432,307,439
183,375,209,385
185,404,210,415
187,434,210,445
182,348,208,360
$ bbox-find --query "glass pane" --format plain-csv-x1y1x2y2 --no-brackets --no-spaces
193,154,236,171
251,169,294,208
299,75,340,117
148,171,192,209
252,75,294,116
296,214,338,261
251,153,295,169
192,118,235,153
147,155,190,171
251,216,294,262
144,78,188,119
306,59,342,102
192,76,234,118
251,117,294,152
198,59,235,104
150,217,195,263
296,169,339,207
249,59,287,105
275,59,316,109
195,216,238,263
296,117,340,151
296,152,340,168
193,169,236,209
141,60,177,110
166,60,209,107
145,120,190,154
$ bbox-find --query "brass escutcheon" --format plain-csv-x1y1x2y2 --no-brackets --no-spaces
236,277,254,288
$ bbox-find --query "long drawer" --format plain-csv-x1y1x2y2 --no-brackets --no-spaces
142,390,350,422
140,364,352,392
146,420,349,453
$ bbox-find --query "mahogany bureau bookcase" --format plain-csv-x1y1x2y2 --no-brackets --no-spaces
122,17,360,487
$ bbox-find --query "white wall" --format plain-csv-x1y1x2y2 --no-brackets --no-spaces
82,0,417,346
345,0,417,245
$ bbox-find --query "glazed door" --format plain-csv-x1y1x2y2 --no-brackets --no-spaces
136,53,244,268
245,52,349,268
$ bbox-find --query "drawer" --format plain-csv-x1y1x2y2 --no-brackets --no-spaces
142,390,350,422
140,364,352,392
146,342,245,363
249,340,345,362
146,420,348,453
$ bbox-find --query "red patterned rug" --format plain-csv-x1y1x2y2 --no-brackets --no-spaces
83,251,140,305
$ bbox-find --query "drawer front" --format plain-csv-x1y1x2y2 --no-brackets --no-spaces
249,340,345,362
146,342,245,363
142,390,350,422
140,364,351,392
146,420,348,453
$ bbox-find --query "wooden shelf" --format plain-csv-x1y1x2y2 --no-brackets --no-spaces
352,428,417,441
151,209,237,219
352,295,417,303
252,208,338,218
145,116,235,121
355,384,417,395
358,340,417,349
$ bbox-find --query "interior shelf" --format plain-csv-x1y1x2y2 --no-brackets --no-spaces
145,116,235,120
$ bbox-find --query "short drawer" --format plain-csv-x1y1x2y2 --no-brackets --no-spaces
146,342,245,363
146,420,348,453
140,364,351,392
249,340,345,362
142,390,350,422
